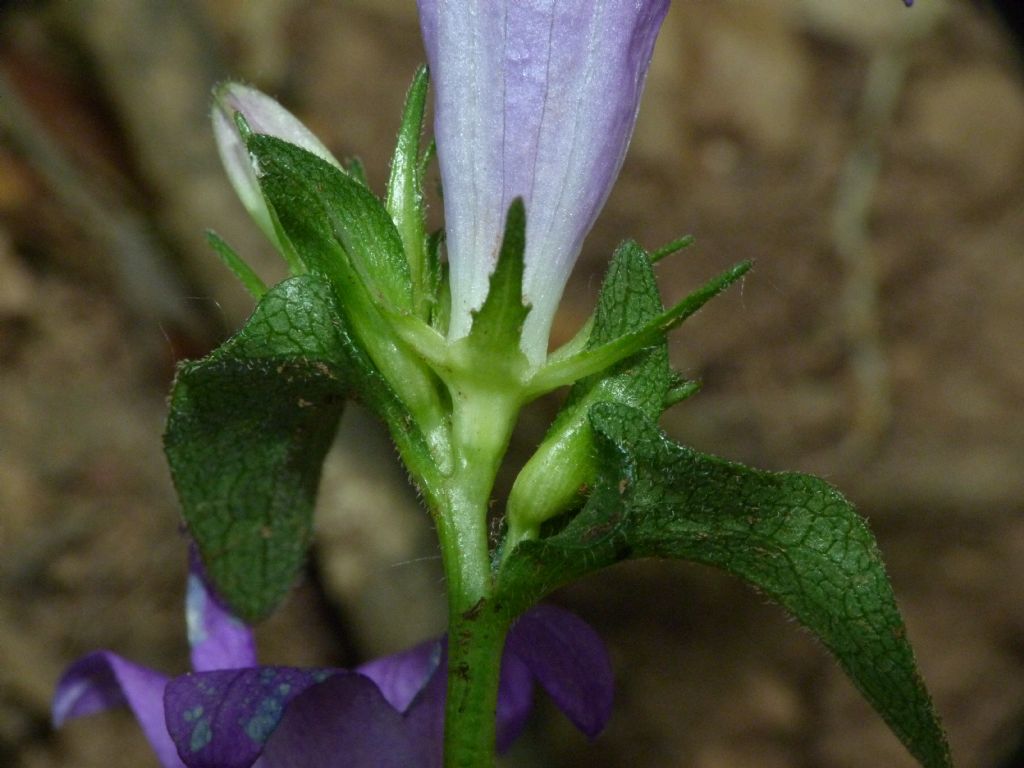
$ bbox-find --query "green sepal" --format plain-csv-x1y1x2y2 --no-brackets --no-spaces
498,402,952,768
249,133,450,461
528,260,751,396
230,113,305,275
245,133,413,314
664,376,701,407
650,233,695,264
344,157,370,189
465,198,530,357
386,66,430,317
206,230,268,299
164,276,349,621
505,240,669,539
427,230,448,335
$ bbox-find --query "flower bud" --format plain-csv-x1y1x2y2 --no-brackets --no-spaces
507,413,597,540
212,82,342,254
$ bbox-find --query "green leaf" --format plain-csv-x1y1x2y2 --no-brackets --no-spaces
246,134,413,313
250,133,452,462
164,275,349,621
505,240,670,536
386,66,430,317
500,402,951,768
466,198,530,356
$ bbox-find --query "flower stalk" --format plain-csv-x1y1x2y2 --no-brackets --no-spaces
442,603,510,768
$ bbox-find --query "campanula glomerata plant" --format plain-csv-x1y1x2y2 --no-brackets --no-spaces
54,1,951,766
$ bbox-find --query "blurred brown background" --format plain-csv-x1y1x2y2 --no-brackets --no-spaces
1,0,1022,766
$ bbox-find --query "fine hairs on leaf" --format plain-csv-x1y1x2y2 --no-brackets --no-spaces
165,276,350,622
499,403,952,768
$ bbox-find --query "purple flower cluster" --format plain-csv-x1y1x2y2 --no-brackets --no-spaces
53,554,612,767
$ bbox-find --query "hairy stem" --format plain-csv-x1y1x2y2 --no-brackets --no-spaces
433,385,520,767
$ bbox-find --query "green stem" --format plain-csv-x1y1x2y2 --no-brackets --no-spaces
442,601,510,768
433,384,520,768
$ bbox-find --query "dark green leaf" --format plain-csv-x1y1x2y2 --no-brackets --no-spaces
577,239,670,409
165,276,349,621
500,402,951,768
246,134,412,313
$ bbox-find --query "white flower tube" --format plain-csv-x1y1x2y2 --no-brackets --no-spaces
418,0,670,365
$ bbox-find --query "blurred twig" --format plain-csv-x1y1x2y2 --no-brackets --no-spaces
0,70,205,337
831,49,909,462
0,604,62,716
55,0,284,328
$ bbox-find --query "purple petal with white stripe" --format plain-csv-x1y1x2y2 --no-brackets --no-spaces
187,551,257,672
52,651,184,768
418,0,670,363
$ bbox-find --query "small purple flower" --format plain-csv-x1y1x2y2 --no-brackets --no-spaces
53,555,613,767
417,0,671,364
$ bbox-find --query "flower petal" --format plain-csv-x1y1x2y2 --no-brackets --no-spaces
212,82,341,250
398,651,447,768
417,0,506,345
187,550,257,672
53,651,184,768
164,666,336,768
506,604,613,738
361,635,539,758
418,0,670,363
495,648,534,752
356,638,441,713
256,673,421,768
